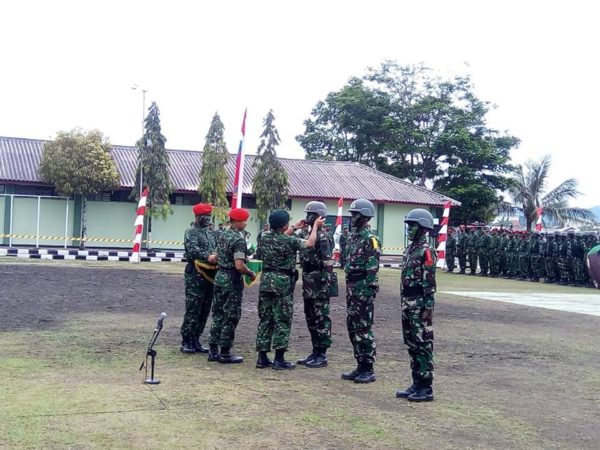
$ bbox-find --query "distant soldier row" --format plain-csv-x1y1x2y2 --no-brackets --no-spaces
445,228,599,287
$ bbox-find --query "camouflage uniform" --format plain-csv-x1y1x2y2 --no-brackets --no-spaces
466,231,478,275
256,231,305,352
558,234,570,285
457,231,468,274
572,233,586,286
209,228,248,349
299,228,334,350
181,222,217,346
445,232,456,273
401,235,437,388
339,230,349,267
477,230,490,276
345,227,380,366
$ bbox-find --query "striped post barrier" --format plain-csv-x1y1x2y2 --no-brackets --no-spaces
130,187,149,264
436,201,452,269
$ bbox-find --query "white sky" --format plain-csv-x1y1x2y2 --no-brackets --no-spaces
1,0,598,207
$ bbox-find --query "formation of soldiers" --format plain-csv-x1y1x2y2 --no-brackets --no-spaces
445,227,599,287
178,199,437,402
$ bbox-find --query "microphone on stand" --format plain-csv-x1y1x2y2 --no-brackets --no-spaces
139,312,167,384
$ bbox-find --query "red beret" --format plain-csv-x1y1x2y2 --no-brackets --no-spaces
192,203,213,216
229,208,249,222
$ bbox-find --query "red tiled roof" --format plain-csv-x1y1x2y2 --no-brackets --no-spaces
0,136,458,206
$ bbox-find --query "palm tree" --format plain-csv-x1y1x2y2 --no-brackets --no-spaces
509,155,594,230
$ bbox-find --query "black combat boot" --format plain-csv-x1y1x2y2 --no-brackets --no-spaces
193,336,209,354
306,347,328,368
297,347,316,365
407,384,434,402
395,384,417,399
354,362,376,383
218,347,243,364
207,344,220,362
256,351,273,369
272,349,295,370
180,338,195,354
341,362,361,380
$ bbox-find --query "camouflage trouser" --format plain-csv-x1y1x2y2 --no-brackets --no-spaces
530,255,541,280
520,255,531,279
401,295,434,385
346,281,376,364
457,252,467,273
498,253,506,276
208,286,243,348
479,253,489,275
544,257,557,282
256,290,294,352
446,251,456,272
180,273,213,340
489,254,499,276
467,251,478,274
302,271,332,348
573,258,586,285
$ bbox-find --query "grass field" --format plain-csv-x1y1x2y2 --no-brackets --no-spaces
1,259,599,449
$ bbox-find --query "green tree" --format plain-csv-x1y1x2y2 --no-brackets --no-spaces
199,112,229,222
297,61,519,222
39,129,119,247
130,102,173,248
252,110,289,221
509,155,594,230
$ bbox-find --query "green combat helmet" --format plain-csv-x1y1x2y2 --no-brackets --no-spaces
348,199,375,217
404,208,434,230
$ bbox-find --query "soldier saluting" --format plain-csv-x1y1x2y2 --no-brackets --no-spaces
341,199,380,384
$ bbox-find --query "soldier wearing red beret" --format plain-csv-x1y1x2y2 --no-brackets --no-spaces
180,203,217,354
207,208,257,363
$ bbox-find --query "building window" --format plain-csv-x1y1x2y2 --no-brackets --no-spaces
175,196,184,205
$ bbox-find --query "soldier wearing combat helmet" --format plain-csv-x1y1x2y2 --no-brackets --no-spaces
297,201,335,368
341,199,380,384
396,208,437,402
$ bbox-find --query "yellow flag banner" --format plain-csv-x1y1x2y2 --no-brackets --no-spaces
245,260,263,288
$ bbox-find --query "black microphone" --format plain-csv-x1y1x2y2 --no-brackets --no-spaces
156,312,167,329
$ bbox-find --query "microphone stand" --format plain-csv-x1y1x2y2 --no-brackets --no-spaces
139,316,165,384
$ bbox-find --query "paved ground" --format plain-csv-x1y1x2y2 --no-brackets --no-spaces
443,291,600,317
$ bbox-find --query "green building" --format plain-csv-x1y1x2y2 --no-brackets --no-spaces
0,136,458,255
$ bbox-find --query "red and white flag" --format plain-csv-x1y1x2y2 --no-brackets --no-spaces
231,109,247,208
535,207,543,231
436,201,452,268
333,197,343,262
130,187,149,263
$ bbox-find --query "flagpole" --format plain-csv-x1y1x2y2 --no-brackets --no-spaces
235,109,247,208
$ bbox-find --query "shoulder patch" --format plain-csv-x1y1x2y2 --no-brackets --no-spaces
424,248,434,267
371,237,379,250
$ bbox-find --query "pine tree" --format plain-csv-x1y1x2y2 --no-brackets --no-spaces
130,102,173,247
40,129,119,248
199,112,229,222
252,110,290,221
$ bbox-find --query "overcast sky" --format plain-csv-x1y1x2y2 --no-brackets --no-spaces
1,0,598,207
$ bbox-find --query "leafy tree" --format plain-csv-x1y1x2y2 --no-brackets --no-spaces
508,155,594,230
252,110,289,221
297,61,519,222
39,129,119,247
199,112,229,222
130,102,173,248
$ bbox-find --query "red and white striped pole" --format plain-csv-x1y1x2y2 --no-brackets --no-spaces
130,187,149,264
436,201,452,269
333,197,343,262
535,207,543,231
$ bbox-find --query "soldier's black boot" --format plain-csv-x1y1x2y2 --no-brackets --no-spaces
218,346,243,364
306,347,328,368
407,384,434,402
354,362,376,383
341,362,361,380
207,344,220,362
256,351,273,369
396,384,417,399
193,336,209,354
272,349,295,370
180,338,195,354
297,347,316,365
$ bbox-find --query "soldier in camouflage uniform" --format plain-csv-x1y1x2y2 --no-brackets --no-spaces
341,199,380,384
255,209,323,370
396,208,436,402
477,228,490,276
457,226,468,274
180,203,218,354
529,232,542,282
339,226,349,267
296,201,334,369
488,229,500,277
208,208,257,364
572,232,586,287
466,228,478,275
566,230,576,285
543,233,557,283
445,228,456,273
558,232,569,285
